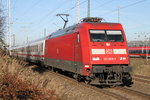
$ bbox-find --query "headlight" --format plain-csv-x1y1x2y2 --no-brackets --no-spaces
120,57,126,60
84,65,90,68
92,57,100,61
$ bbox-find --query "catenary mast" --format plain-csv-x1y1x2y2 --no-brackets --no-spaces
7,0,11,55
88,0,90,17
76,0,80,23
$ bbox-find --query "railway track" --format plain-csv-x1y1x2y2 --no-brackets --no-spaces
45,68,128,100
112,87,150,100
30,65,150,100
132,74,150,84
133,74,150,80
104,87,150,100
45,67,150,100
80,84,129,100
54,71,150,99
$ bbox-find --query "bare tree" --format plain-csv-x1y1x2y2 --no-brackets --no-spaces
0,8,5,48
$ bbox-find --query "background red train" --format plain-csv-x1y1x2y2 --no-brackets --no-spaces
128,46,150,58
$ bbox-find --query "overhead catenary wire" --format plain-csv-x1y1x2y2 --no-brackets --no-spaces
17,0,42,20
63,0,87,13
82,0,114,15
38,0,147,36
119,0,147,10
11,0,73,43
94,0,105,3
32,0,88,32
92,0,114,12
13,0,148,44
120,13,149,30
98,0,147,17
29,0,88,41
31,1,72,32
37,0,72,24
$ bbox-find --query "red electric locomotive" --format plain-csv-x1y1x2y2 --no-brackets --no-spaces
12,17,132,86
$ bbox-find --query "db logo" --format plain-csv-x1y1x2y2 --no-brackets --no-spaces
106,43,110,46
105,49,113,54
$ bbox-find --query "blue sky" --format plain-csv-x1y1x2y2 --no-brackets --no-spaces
1,0,150,45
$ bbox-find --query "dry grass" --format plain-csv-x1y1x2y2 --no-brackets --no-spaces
0,50,116,100
0,73,59,100
130,58,150,76
0,49,61,100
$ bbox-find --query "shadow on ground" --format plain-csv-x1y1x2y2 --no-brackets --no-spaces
32,66,48,74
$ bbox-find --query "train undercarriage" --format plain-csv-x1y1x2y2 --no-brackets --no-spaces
76,65,133,86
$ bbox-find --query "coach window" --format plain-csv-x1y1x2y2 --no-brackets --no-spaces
90,30,106,42
143,50,146,54
106,30,123,42
41,44,43,51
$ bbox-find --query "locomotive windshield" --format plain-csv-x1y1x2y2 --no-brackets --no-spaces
90,30,123,42
90,30,106,42
107,31,123,42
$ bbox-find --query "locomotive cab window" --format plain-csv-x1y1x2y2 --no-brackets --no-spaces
90,30,106,42
89,30,123,42
107,30,123,42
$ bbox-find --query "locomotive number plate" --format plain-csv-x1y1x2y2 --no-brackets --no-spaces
105,49,113,54
104,57,116,61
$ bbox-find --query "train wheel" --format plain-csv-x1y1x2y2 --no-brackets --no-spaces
47,66,52,71
74,74,83,82
85,77,91,84
122,74,133,87
85,80,90,84
40,61,45,67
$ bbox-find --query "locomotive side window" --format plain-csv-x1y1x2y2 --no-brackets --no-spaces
77,33,80,43
90,30,106,42
106,31,123,42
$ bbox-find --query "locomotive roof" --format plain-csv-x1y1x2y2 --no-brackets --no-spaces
12,21,121,50
48,22,121,39
48,24,78,39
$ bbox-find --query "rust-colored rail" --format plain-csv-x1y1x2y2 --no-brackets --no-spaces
132,74,150,80
114,87,150,100
132,74,150,84
80,83,129,100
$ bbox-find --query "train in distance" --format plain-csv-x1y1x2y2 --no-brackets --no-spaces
11,17,133,86
128,46,150,58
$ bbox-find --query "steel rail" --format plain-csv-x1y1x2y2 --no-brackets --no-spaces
114,87,150,100
132,74,150,80
132,74,150,84
46,68,129,100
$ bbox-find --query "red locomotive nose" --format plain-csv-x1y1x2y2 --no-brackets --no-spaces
87,29,129,65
